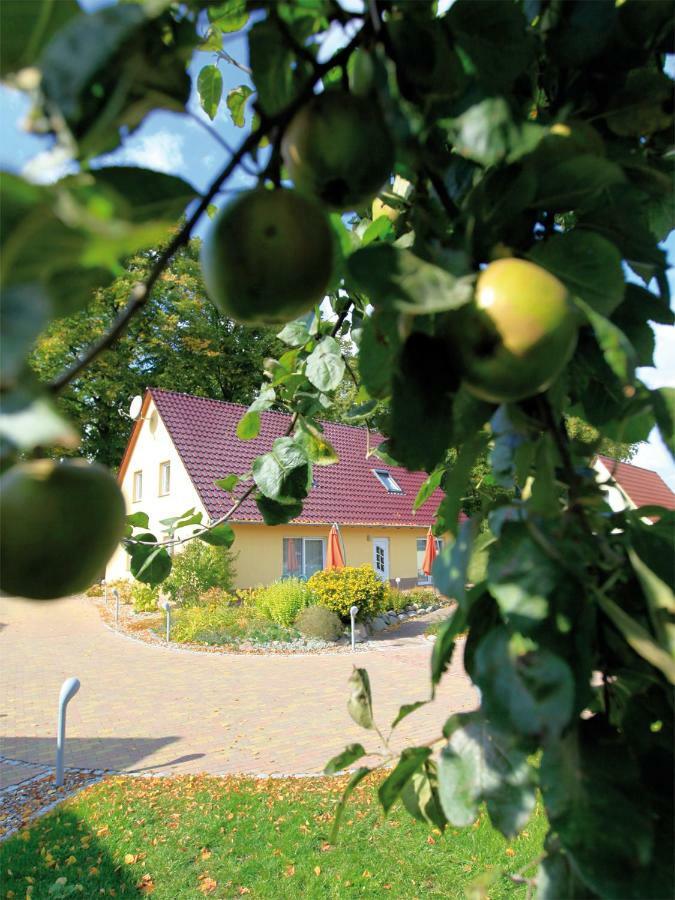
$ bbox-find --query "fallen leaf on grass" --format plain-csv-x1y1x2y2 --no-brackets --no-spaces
283,865,295,878
314,866,321,876
198,875,217,895
136,874,155,894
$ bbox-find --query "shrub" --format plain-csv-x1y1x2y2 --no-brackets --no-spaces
131,582,160,613
85,582,104,597
163,541,236,606
404,588,438,608
307,565,387,620
171,603,297,645
106,579,133,604
295,605,343,641
386,588,409,613
198,586,235,606
254,578,314,626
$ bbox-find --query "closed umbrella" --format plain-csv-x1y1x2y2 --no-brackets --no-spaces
421,527,437,577
325,523,346,569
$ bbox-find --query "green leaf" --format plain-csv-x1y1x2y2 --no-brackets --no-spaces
474,627,574,740
126,512,149,529
252,437,311,503
628,547,675,657
361,216,393,246
324,743,367,775
0,0,80,77
576,299,636,387
348,245,473,315
248,385,276,414
432,519,475,607
541,720,658,898
595,591,675,685
199,523,235,548
226,85,254,128
248,18,305,116
329,767,371,844
528,231,625,317
295,420,339,466
214,474,239,493
535,848,588,900
0,388,79,452
530,155,625,212
430,601,471,693
651,387,675,459
305,337,346,392
236,410,261,441
390,701,428,731
277,320,311,347
378,747,432,814
208,0,249,33
128,533,172,585
441,98,545,168
358,308,399,399
438,712,536,836
487,523,559,633
255,496,302,525
197,64,223,121
347,667,374,730
413,467,444,512
0,283,49,389
400,761,447,830
435,433,488,536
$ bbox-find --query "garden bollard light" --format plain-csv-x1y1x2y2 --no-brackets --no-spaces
395,577,401,589
350,605,359,652
55,677,80,787
113,588,120,627
159,598,171,643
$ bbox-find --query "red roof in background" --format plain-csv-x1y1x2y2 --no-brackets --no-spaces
150,389,444,526
596,455,675,511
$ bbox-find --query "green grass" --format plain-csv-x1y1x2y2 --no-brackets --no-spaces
1,773,547,898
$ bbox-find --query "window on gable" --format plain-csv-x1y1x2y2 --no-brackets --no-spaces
132,470,143,502
159,461,171,496
373,469,403,493
282,537,326,579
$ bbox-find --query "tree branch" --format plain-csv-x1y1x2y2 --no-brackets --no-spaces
48,23,368,395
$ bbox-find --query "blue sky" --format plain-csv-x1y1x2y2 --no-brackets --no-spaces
1,0,673,486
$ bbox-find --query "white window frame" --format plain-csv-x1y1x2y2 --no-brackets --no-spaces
373,468,403,493
282,536,326,579
158,460,171,496
132,470,143,502
416,536,443,585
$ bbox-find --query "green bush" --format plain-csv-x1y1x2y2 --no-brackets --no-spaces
171,603,297,645
163,541,236,606
307,565,387,620
255,578,314,627
131,582,159,613
386,589,409,613
85,581,104,597
106,579,133,604
198,586,235,606
295,605,343,641
404,588,438,607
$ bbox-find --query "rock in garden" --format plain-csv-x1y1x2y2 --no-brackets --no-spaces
371,616,388,632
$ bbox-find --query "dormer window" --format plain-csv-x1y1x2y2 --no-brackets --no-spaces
373,469,403,493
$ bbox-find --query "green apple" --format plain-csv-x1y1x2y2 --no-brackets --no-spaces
453,259,577,403
1,459,126,600
201,189,334,326
281,92,394,210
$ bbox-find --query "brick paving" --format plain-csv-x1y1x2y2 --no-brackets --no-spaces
0,594,476,788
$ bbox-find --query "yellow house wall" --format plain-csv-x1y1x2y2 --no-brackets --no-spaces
105,398,208,582
231,522,432,589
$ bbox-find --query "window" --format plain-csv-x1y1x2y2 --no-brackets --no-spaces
416,537,443,584
282,537,326,579
158,461,171,496
132,470,143,502
373,469,403,493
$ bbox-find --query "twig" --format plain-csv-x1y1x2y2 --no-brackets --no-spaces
216,49,252,76
48,24,368,394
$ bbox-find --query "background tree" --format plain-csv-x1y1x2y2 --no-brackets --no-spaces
2,1,673,897
30,240,282,467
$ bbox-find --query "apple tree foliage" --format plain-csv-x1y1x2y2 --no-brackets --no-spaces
1,0,674,895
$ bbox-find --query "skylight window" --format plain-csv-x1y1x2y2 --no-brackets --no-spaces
373,469,403,493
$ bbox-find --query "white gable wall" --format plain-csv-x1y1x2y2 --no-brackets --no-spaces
592,458,636,513
105,397,208,582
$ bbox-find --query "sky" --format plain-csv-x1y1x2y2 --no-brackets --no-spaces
1,0,673,487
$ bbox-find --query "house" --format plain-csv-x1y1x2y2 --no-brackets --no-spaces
106,389,445,589
106,389,675,590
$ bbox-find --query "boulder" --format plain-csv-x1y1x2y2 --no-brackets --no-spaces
398,613,408,621
371,616,388,632
352,623,369,643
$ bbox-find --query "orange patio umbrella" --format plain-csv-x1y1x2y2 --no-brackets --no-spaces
325,523,346,570
421,527,437,576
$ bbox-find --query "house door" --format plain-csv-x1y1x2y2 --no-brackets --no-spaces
373,538,389,582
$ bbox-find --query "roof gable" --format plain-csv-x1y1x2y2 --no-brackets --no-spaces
148,388,444,526
596,455,675,512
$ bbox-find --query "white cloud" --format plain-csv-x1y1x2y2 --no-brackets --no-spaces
102,130,186,175
21,145,76,183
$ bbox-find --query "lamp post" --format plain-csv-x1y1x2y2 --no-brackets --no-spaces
113,588,120,627
350,605,359,652
159,598,171,643
55,677,80,787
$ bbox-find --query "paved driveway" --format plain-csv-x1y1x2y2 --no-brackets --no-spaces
0,594,476,786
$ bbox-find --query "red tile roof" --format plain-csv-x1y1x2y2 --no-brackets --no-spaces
596,455,675,512
149,389,444,526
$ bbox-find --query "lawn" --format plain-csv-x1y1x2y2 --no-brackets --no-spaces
1,773,547,898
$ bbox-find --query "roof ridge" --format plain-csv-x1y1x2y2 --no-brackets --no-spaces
597,454,672,481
